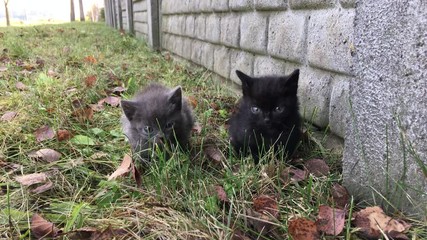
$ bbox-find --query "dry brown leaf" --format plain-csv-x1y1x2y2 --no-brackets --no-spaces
47,69,58,77
281,167,308,183
31,181,54,194
28,148,62,162
34,125,55,142
84,55,97,64
31,214,60,239
132,164,142,187
108,154,132,180
316,205,346,236
304,158,330,177
89,103,105,112
288,218,320,240
1,111,17,122
246,208,276,235
36,58,45,68
0,65,7,72
89,225,128,240
253,195,279,218
84,75,97,87
15,172,48,186
72,107,94,122
57,129,72,141
192,122,202,134
187,96,198,108
15,81,27,90
111,86,126,95
204,146,225,164
331,183,350,209
214,185,229,202
103,96,120,107
352,206,411,239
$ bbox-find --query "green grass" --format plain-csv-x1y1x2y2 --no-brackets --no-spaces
0,22,425,239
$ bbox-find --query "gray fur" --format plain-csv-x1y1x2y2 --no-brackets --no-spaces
121,83,194,162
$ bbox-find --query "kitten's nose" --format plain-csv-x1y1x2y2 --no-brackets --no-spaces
264,117,271,124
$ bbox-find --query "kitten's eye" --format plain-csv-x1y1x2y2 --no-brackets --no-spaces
165,122,175,129
143,126,153,134
251,106,260,114
274,106,284,113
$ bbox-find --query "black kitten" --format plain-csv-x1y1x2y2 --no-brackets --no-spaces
121,83,194,163
228,69,301,163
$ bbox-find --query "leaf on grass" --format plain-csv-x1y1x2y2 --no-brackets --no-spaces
83,55,97,64
71,135,96,145
192,122,202,134
72,98,85,108
89,103,105,112
304,158,330,177
187,96,198,108
108,154,132,180
253,195,279,218
103,96,121,107
28,148,62,162
72,107,94,122
281,167,308,183
316,205,345,236
246,208,276,235
204,146,225,164
57,129,72,141
15,81,27,90
84,75,97,87
331,183,350,209
111,86,126,95
288,218,319,240
1,111,17,122
31,214,60,239
214,185,229,202
352,206,411,239
47,69,58,78
0,65,7,72
34,125,55,142
31,181,54,194
15,173,48,186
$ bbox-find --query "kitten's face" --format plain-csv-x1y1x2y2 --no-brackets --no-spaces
236,69,299,127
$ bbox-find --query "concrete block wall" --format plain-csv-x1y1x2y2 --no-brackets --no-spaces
133,0,148,39
161,0,355,138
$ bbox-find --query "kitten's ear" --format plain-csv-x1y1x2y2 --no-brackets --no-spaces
236,70,253,96
168,86,182,111
283,69,299,95
121,100,138,121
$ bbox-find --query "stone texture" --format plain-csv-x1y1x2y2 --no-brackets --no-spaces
340,0,355,8
169,15,186,35
344,0,427,220
194,15,206,40
329,76,350,138
134,11,148,23
205,14,221,43
191,40,203,64
172,35,184,56
214,46,231,78
134,21,148,34
182,37,192,59
185,15,195,37
230,50,254,84
201,43,215,70
298,67,332,127
268,12,306,63
220,14,240,48
290,0,335,9
199,0,212,12
254,0,287,10
212,0,229,11
240,12,268,54
253,56,288,76
229,0,254,10
134,1,148,12
162,33,171,51
307,9,355,74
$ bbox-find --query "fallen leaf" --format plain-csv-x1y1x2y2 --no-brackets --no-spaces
85,75,97,87
103,96,120,107
204,146,225,164
0,65,7,72
253,195,279,218
34,125,55,142
304,158,330,177
31,181,54,194
331,183,350,209
72,98,85,108
15,172,48,186
192,122,202,134
47,69,58,77
84,55,97,64
316,205,345,236
353,206,411,239
288,218,319,240
66,227,97,239
214,185,229,202
57,129,72,141
132,164,142,187
89,225,128,240
89,103,105,112
111,86,126,95
15,81,27,90
31,214,60,239
246,208,276,235
28,148,62,162
71,135,96,145
1,111,17,122
36,58,45,68
108,154,132,180
187,96,198,108
72,107,94,122
281,167,308,183
22,63,36,71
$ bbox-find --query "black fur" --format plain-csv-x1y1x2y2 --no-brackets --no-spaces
228,69,301,164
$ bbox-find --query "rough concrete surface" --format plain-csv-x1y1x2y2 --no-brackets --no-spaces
344,0,427,220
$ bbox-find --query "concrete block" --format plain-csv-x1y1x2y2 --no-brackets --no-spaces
173,35,184,56
185,15,195,37
134,1,148,12
230,50,255,84
298,66,332,127
212,0,229,11
340,0,355,8
161,15,169,32
307,9,355,74
220,14,240,48
201,43,215,70
205,14,221,43
240,12,268,54
214,46,231,79
182,37,192,59
268,12,306,63
161,33,171,51
134,11,147,23
194,15,206,40
254,0,287,10
289,0,335,9
229,0,254,10
329,76,350,138
161,0,170,14
199,0,212,12
253,55,288,76
190,40,203,64
134,21,148,34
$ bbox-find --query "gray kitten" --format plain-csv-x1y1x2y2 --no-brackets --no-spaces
121,83,194,162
